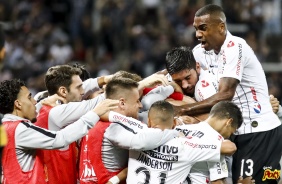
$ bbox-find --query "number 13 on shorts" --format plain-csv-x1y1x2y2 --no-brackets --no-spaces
240,159,254,176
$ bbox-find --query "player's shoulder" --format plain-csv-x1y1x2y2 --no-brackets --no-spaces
223,32,248,50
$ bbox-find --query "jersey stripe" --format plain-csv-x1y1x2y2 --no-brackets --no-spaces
21,121,56,138
113,122,137,134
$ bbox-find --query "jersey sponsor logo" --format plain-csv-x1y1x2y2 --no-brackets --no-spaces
201,80,209,87
250,87,261,113
204,50,213,55
262,167,280,181
175,128,204,138
216,162,222,174
227,41,235,47
80,160,98,182
218,50,227,75
137,152,173,171
184,141,217,149
218,135,223,141
196,88,204,101
143,150,178,161
236,43,242,76
112,114,144,129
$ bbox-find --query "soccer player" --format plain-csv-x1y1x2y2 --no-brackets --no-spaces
125,100,242,183
35,64,112,183
176,4,282,183
78,78,180,184
0,79,118,183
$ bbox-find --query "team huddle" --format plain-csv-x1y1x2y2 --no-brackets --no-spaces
1,4,282,184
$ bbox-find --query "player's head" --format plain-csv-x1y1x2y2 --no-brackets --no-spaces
45,65,83,103
0,79,37,123
148,100,175,130
0,24,5,63
208,101,243,138
166,46,201,96
193,4,227,53
113,70,142,82
105,78,142,119
71,63,91,81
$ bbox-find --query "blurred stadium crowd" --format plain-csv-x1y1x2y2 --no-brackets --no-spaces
0,0,281,101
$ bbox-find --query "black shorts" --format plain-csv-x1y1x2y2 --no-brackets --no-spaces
230,125,282,184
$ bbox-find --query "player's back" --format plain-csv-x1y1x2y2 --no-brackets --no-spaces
126,131,222,184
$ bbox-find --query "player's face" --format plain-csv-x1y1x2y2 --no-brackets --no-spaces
193,15,223,53
123,88,142,119
16,86,37,123
171,68,200,97
66,75,84,102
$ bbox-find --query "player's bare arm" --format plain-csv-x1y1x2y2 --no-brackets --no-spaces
175,77,239,116
220,140,237,156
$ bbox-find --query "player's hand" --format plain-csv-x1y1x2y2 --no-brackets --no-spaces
139,73,170,89
270,94,279,114
156,69,168,75
41,94,67,107
237,176,255,184
93,99,119,120
179,115,199,124
169,81,183,93
104,74,114,84
220,140,237,155
105,182,112,184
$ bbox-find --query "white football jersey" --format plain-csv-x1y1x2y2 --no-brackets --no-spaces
194,69,218,102
126,122,222,184
193,31,281,134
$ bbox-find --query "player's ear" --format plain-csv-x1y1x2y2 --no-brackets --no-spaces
119,98,125,110
14,99,22,110
195,62,201,73
172,117,177,129
226,118,233,127
219,22,226,34
58,86,67,98
147,117,152,128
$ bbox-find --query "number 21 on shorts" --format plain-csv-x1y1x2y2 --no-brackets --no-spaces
240,159,254,176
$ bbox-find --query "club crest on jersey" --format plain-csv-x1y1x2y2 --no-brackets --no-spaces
201,80,209,87
227,41,234,47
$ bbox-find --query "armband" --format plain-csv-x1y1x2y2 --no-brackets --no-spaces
108,175,120,184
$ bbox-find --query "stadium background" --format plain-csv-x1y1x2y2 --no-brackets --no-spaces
0,0,281,102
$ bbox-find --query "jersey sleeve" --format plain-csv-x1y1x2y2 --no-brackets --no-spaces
207,155,228,181
15,111,100,149
82,78,101,100
141,85,174,111
106,111,179,150
48,94,105,130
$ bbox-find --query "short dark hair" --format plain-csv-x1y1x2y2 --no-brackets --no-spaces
195,4,226,24
105,78,139,99
165,46,196,75
149,100,174,123
71,63,91,81
195,4,224,17
0,79,25,114
210,101,243,129
45,65,82,95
